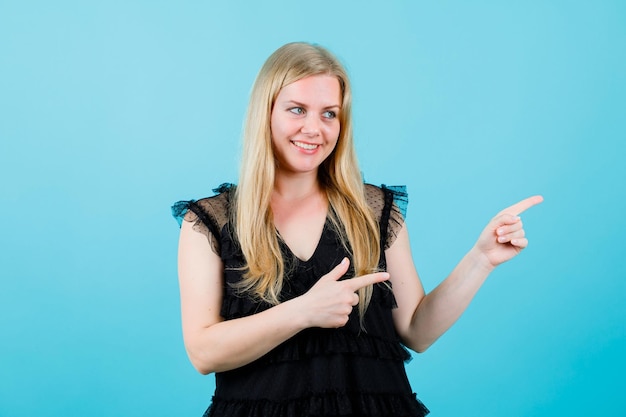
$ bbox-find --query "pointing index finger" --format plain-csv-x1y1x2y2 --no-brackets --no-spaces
346,272,390,292
499,195,544,216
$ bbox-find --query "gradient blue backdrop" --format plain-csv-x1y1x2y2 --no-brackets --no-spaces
1,1,624,416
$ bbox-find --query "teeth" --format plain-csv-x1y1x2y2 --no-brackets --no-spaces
293,141,318,150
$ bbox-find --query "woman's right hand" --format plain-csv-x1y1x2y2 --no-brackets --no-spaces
298,258,390,328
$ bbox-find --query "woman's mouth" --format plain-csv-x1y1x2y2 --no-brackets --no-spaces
292,141,319,150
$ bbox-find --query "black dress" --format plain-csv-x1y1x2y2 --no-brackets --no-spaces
172,183,429,417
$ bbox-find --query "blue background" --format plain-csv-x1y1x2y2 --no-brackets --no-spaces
1,1,625,416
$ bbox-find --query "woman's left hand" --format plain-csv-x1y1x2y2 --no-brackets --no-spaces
474,195,544,268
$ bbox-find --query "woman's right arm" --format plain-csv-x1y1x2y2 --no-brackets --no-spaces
178,220,307,374
178,221,389,374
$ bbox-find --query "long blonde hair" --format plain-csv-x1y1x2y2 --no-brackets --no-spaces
234,42,381,320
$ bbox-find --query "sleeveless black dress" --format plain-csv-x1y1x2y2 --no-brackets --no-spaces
172,183,429,417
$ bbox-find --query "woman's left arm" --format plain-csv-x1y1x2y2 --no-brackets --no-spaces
388,195,543,353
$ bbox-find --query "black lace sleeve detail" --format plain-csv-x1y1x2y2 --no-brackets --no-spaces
381,184,408,250
171,183,234,255
364,184,408,251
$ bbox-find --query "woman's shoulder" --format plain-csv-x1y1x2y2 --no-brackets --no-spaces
196,182,236,205
170,183,236,254
193,183,235,215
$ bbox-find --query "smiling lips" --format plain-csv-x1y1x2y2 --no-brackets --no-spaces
292,140,319,151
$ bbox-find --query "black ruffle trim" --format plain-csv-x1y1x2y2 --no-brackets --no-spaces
257,328,412,366
171,200,192,228
213,182,235,194
204,391,429,417
171,183,234,228
381,184,408,219
379,184,408,252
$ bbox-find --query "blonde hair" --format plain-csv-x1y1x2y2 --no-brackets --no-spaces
234,42,381,321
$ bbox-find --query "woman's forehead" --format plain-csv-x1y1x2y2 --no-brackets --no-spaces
277,75,342,106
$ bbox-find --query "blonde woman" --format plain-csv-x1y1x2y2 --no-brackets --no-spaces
172,42,542,417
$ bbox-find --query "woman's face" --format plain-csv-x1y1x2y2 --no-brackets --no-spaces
270,74,341,176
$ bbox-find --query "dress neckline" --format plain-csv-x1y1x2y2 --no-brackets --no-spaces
277,218,329,264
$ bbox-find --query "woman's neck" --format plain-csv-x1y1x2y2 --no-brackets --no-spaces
272,171,322,202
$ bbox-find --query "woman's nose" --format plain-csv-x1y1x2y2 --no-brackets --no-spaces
301,115,320,136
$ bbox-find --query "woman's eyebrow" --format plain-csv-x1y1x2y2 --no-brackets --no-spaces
283,100,340,109
282,100,306,107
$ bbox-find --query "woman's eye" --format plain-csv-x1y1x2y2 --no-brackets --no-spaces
323,110,337,119
289,107,304,115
